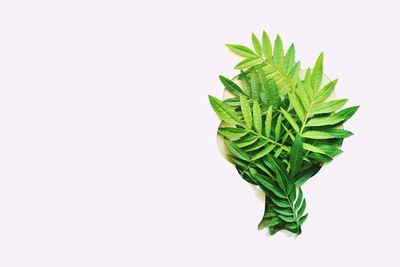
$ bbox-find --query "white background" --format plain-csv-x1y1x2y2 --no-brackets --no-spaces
0,0,398,266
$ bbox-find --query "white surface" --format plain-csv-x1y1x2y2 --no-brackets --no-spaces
0,1,399,266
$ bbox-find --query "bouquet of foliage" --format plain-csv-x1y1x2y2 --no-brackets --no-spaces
208,31,358,235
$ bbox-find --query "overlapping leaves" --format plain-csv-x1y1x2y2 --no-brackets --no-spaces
209,32,358,235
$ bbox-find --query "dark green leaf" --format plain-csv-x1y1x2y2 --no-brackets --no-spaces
290,134,304,177
219,75,243,96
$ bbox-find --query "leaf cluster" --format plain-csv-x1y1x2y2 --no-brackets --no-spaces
209,31,359,235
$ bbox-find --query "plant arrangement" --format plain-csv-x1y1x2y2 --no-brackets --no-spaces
208,31,359,235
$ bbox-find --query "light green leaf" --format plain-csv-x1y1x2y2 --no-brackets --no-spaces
288,62,300,80
252,33,263,57
257,70,269,105
235,134,259,147
239,71,251,96
312,53,324,91
253,100,262,134
284,44,295,72
280,108,300,132
267,79,280,108
250,71,260,101
306,115,344,127
303,143,328,155
314,79,337,102
302,131,336,139
296,81,310,110
265,106,273,138
304,68,313,99
208,95,242,125
240,94,252,129
225,44,257,58
218,127,248,139
311,99,348,115
235,57,263,70
225,140,250,161
252,144,275,160
262,31,272,60
289,93,305,121
273,35,284,68
219,75,243,96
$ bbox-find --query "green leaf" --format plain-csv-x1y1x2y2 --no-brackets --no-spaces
218,127,248,139
250,71,260,101
225,140,250,161
275,113,283,140
299,213,308,225
265,106,273,138
239,71,251,96
270,197,291,208
280,108,300,132
257,70,269,105
295,165,322,186
296,81,310,110
219,75,243,96
235,134,259,147
298,200,307,217
289,93,305,121
253,100,262,134
225,44,257,58
235,57,263,70
252,33,263,57
284,44,295,72
252,144,275,160
312,53,324,90
336,106,359,122
262,31,272,60
306,115,344,127
303,143,328,155
294,187,303,210
208,95,242,125
273,35,284,69
314,79,337,102
266,217,281,227
267,79,280,108
290,134,304,177
304,69,314,99
273,208,293,217
245,139,268,152
240,94,252,129
302,131,336,139
311,99,348,115
325,128,353,138
250,169,286,199
278,215,296,223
